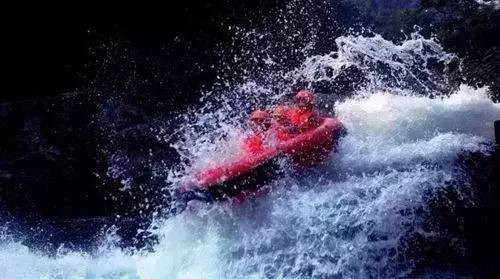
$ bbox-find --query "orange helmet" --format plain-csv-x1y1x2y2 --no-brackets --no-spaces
250,109,271,130
250,109,270,121
273,105,291,119
294,90,315,105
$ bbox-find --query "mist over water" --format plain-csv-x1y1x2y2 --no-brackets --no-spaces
1,6,500,279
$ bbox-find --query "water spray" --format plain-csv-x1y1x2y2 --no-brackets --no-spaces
495,120,500,146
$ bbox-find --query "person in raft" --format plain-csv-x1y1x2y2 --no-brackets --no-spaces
288,89,322,133
272,105,298,142
242,109,272,154
244,89,321,150
172,89,336,210
273,89,331,168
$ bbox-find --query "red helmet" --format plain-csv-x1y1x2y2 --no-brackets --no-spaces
250,109,270,121
294,90,315,105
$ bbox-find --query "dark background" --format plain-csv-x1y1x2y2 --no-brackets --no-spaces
1,1,284,220
3,2,272,103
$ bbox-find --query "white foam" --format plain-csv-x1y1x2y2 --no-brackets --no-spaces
334,85,499,171
0,216,223,279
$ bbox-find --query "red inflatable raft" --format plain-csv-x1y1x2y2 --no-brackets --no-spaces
181,117,343,199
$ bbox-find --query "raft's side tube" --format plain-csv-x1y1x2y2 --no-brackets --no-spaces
195,147,280,188
191,117,342,189
278,117,342,154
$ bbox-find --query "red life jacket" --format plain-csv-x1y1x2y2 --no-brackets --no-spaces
289,108,320,132
274,124,295,142
242,132,265,154
288,112,332,168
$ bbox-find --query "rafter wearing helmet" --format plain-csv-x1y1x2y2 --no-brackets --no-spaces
243,109,271,154
289,89,321,132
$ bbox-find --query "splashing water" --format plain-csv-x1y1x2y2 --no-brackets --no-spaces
291,31,458,94
475,0,500,10
1,29,499,279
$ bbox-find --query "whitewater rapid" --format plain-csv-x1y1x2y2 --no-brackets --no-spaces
1,83,498,278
